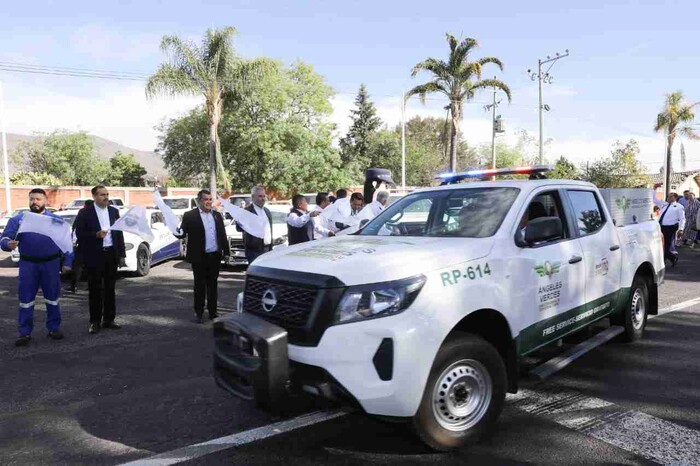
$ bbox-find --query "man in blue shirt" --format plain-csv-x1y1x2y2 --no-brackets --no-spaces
0,189,73,347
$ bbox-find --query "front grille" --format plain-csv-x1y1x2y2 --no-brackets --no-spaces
244,278,318,327
229,237,244,249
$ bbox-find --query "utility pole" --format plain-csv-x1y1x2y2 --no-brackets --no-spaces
528,49,569,164
401,92,406,189
0,82,10,213
484,77,505,181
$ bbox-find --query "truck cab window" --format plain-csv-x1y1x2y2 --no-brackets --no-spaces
567,190,605,236
518,191,569,246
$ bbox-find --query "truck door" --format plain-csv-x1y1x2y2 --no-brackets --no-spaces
564,189,622,317
513,189,587,355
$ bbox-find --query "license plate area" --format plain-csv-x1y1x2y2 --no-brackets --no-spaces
214,313,289,408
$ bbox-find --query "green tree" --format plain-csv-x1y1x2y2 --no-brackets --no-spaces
582,140,650,188
654,91,699,191
549,156,579,180
109,152,147,186
407,34,511,172
157,61,351,197
146,26,271,194
10,171,63,186
340,84,382,174
12,131,110,185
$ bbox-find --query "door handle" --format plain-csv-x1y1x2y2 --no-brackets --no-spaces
569,255,583,264
610,245,620,251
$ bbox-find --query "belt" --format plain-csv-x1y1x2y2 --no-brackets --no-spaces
102,246,115,251
20,253,61,263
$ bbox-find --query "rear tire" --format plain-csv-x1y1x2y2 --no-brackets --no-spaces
412,333,507,451
612,275,648,342
136,244,151,277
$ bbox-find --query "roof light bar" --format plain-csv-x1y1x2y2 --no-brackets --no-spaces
437,165,553,185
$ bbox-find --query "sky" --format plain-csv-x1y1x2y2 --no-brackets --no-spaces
1,0,698,174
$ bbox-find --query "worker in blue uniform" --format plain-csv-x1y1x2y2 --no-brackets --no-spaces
0,188,73,347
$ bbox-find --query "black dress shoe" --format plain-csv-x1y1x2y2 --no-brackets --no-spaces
192,315,204,324
102,322,122,330
15,335,31,347
208,313,219,320
47,330,64,340
89,323,100,334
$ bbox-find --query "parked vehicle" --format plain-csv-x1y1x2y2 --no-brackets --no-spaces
213,167,664,451
160,196,199,217
120,210,183,276
67,198,124,209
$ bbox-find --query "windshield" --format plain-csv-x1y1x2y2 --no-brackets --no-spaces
359,187,520,238
70,200,86,208
163,199,191,209
230,196,252,207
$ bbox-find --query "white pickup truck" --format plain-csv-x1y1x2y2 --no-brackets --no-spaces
213,168,664,451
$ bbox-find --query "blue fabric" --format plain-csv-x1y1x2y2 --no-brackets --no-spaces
17,258,62,336
0,211,74,267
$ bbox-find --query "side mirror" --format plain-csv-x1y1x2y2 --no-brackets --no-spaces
521,217,563,246
359,219,370,229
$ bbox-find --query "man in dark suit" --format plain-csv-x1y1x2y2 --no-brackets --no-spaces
74,186,126,334
176,190,229,323
237,185,273,264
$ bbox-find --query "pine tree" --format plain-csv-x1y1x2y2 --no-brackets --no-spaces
340,84,382,167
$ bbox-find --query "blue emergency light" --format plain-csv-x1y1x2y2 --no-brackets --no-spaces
437,165,554,185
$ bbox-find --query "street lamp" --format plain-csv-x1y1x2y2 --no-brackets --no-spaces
0,81,10,213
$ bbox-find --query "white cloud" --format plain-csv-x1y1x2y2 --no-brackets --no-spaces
2,82,199,151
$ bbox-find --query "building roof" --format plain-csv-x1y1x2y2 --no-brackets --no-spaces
648,170,700,186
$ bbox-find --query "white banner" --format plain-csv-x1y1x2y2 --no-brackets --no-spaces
219,199,267,239
152,190,183,235
16,212,73,253
109,206,155,242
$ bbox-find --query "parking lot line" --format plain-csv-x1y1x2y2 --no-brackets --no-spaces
119,410,347,466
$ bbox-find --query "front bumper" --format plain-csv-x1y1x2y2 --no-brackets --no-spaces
223,249,248,265
213,307,437,418
213,313,289,407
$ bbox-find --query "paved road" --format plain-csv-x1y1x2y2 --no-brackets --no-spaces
0,248,698,465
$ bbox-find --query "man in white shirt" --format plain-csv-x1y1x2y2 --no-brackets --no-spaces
287,194,321,245
237,186,273,264
654,192,685,266
358,190,389,222
312,193,336,239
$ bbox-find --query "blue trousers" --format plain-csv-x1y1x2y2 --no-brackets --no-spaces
18,259,62,336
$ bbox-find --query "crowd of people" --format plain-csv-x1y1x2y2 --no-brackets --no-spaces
0,184,390,346
654,190,700,266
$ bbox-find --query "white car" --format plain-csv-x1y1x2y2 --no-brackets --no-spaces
223,204,290,265
120,209,183,276
160,196,199,217
213,167,664,451
67,198,124,210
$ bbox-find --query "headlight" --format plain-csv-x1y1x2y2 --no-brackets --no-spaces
273,235,288,246
124,243,134,251
334,275,426,324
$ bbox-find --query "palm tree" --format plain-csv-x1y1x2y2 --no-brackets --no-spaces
146,26,268,194
654,91,699,194
407,34,511,172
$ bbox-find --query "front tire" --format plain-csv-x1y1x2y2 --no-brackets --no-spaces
412,333,507,451
135,244,151,277
613,275,648,342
